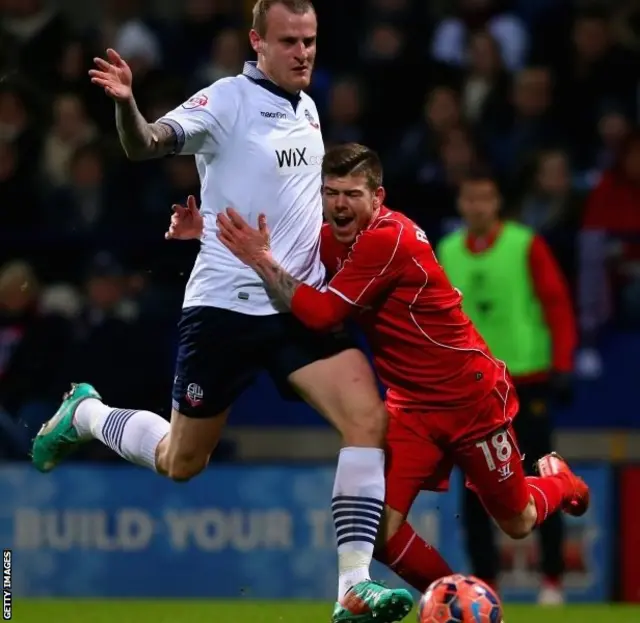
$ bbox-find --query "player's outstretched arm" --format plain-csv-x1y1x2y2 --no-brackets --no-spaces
115,100,177,160
89,48,177,160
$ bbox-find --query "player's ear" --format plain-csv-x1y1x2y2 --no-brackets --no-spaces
249,29,262,55
374,186,385,207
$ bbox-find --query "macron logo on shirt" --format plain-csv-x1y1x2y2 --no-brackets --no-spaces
261,111,287,119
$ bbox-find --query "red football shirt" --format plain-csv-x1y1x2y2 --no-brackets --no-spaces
291,207,507,410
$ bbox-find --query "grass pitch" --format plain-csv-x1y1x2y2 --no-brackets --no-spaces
11,600,640,623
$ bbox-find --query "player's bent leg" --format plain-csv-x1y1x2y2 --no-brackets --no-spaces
289,347,387,447
460,427,589,541
495,453,590,538
156,408,229,481
374,418,454,592
376,504,406,545
289,349,411,622
492,498,537,540
456,424,537,540
32,383,170,474
31,383,227,482
375,504,454,593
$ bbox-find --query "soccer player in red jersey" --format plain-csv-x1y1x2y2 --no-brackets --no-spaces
168,143,589,594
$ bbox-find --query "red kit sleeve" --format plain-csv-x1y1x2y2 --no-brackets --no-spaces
327,225,406,306
528,235,577,372
291,225,406,331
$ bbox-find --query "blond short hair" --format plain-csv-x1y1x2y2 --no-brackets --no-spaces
252,0,315,36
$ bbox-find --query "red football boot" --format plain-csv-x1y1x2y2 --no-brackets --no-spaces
537,452,590,517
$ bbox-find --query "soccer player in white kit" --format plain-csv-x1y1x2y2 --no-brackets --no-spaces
30,2,413,621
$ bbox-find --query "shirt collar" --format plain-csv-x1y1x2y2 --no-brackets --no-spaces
242,61,301,111
367,206,390,229
466,222,503,253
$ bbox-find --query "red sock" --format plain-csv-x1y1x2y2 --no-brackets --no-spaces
542,575,562,588
375,521,453,592
526,475,566,526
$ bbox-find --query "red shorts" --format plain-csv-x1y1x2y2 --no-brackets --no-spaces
384,385,529,521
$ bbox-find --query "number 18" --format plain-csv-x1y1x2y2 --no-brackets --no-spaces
475,431,513,471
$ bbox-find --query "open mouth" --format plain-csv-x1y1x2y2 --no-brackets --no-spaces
333,215,354,230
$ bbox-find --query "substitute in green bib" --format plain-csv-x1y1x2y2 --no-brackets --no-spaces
437,169,577,605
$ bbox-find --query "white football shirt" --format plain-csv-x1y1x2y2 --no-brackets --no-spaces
158,62,326,315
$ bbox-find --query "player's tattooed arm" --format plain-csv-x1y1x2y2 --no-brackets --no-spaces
216,208,302,306
253,257,302,307
115,98,176,160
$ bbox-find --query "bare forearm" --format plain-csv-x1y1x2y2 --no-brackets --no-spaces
115,97,176,160
253,256,301,307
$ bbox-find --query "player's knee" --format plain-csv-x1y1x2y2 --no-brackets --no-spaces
499,519,530,540
497,501,537,540
166,453,209,482
341,401,387,447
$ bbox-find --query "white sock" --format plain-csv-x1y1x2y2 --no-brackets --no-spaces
74,398,169,472
331,446,385,600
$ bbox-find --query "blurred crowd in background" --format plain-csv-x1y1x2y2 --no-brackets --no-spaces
0,0,639,459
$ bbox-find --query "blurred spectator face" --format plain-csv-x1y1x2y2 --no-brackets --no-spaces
440,130,476,184
365,24,404,60
165,158,199,190
58,41,85,82
211,29,243,69
468,31,502,76
52,95,88,142
0,142,17,182
441,129,474,173
250,4,317,92
573,16,610,62
85,253,126,311
0,91,27,141
127,272,147,297
536,151,570,196
623,140,640,183
87,275,125,311
458,178,500,230
513,68,551,118
70,149,104,189
598,112,631,150
425,87,461,132
328,80,362,124
0,262,38,314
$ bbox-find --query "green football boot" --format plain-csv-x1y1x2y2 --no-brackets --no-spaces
31,383,101,473
331,580,414,623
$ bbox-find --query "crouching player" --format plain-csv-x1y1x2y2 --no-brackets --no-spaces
167,143,589,594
